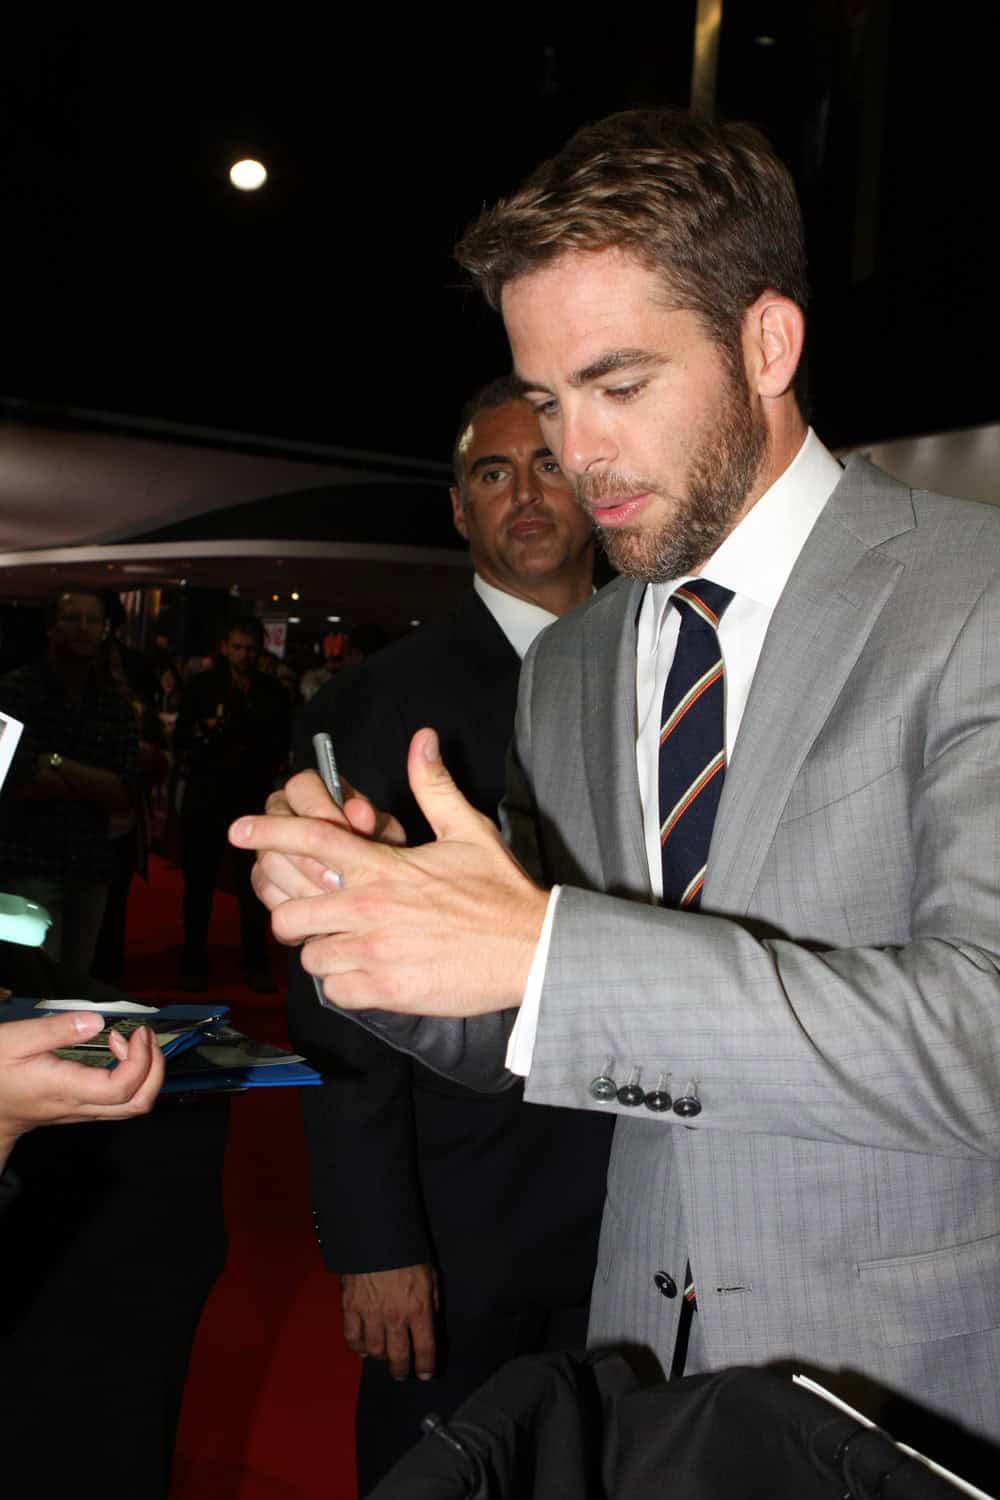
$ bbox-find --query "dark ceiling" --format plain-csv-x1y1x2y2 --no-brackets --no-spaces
1,6,996,482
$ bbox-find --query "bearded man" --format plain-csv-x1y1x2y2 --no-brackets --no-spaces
237,111,1000,1482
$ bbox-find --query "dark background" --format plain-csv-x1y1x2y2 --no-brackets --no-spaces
2,4,996,471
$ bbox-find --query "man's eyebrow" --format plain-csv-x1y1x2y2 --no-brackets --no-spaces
468,452,512,475
569,350,663,386
517,350,663,396
468,446,554,476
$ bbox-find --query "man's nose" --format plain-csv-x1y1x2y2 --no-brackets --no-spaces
511,462,542,507
559,403,615,477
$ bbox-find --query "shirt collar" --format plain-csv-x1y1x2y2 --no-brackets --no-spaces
645,428,843,643
473,575,558,661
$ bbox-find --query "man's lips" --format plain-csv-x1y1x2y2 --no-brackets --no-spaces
508,517,554,538
585,492,652,527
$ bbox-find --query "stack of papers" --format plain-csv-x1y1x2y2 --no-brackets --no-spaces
0,1000,321,1093
163,1022,321,1092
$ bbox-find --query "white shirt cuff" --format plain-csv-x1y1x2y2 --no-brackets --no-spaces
504,885,562,1076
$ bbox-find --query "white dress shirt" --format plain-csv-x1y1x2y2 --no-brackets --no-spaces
507,429,844,1074
473,574,558,661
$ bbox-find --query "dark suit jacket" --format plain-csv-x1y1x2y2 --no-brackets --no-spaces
288,590,612,1304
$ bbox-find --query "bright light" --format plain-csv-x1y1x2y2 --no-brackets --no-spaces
229,158,268,191
288,616,301,624
291,591,300,601
409,619,421,627
326,615,341,623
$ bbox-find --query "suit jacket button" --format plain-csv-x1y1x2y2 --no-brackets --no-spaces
617,1066,643,1106
654,1272,677,1298
644,1072,672,1112
590,1057,617,1101
673,1081,701,1118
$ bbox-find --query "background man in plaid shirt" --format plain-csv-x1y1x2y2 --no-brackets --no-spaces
0,585,139,973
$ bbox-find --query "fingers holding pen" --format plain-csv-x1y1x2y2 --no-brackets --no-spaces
237,773,406,914
279,769,404,844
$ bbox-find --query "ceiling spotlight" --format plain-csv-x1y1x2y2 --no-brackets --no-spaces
326,615,341,623
291,591,300,601
229,158,267,191
288,616,301,624
409,619,421,627
272,593,280,602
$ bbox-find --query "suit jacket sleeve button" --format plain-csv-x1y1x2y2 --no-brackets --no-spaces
673,1081,701,1118
617,1066,644,1106
644,1072,672,1112
654,1272,677,1298
590,1056,618,1100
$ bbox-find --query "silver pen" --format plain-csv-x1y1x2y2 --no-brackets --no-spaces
312,731,344,809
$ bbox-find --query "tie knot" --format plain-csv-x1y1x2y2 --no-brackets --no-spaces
672,579,733,631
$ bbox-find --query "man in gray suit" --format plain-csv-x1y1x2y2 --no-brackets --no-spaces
237,111,1000,1473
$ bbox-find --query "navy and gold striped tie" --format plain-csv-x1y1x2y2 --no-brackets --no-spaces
658,579,734,910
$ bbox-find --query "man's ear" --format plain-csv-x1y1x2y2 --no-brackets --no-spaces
743,292,804,400
449,486,469,541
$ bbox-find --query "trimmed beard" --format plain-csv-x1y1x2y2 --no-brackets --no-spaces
580,364,769,583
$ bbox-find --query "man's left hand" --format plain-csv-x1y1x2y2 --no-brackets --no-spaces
230,728,546,1016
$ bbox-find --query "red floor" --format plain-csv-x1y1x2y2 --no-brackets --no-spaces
125,854,359,1499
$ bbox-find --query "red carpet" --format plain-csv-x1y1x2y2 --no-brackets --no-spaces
124,854,360,1499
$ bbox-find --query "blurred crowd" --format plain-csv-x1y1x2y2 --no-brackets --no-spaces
0,587,388,990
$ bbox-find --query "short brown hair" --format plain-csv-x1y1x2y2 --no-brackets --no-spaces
455,109,808,392
451,373,527,490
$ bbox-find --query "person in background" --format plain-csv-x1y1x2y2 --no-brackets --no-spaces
91,593,167,983
0,586,139,972
175,616,290,992
299,633,347,703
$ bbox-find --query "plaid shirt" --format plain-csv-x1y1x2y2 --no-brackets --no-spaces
0,659,139,882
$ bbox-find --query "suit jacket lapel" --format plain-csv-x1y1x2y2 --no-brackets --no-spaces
581,579,652,897
704,457,916,914
451,589,521,726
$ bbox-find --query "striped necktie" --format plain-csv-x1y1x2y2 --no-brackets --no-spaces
658,579,734,911
658,578,733,1376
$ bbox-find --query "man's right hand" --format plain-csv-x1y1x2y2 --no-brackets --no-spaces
250,769,406,912
340,1263,438,1381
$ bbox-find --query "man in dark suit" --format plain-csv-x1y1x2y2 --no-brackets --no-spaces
287,377,613,1494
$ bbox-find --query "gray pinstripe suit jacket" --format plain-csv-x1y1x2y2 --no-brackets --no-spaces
344,455,1000,1452
507,455,1000,1449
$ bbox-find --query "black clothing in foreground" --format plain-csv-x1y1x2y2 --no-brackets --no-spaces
0,940,229,1499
